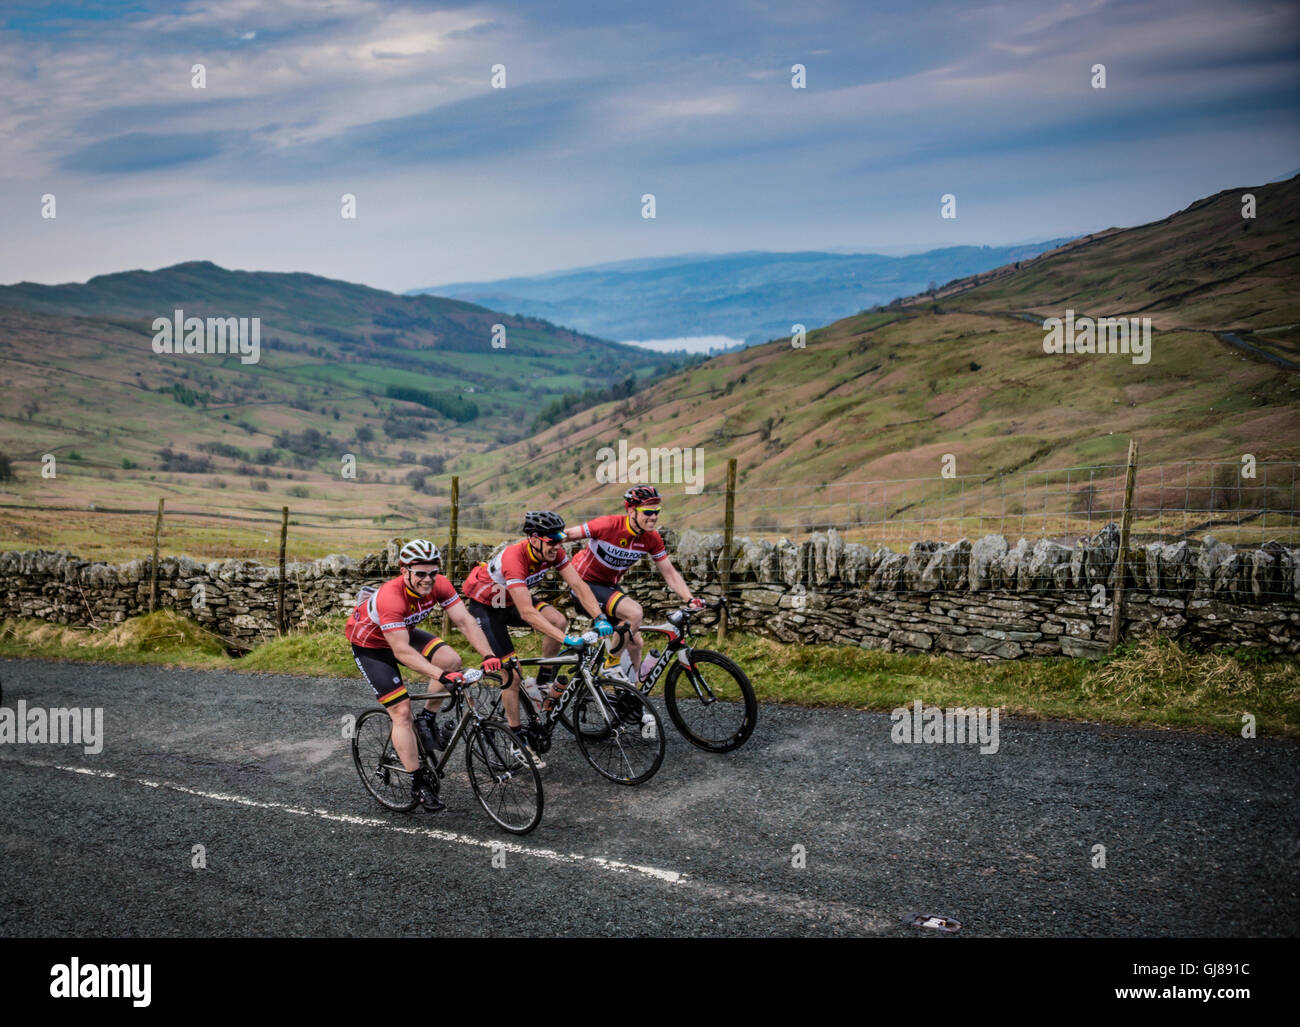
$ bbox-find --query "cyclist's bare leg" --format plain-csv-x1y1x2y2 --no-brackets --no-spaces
540,604,566,658
426,646,463,715
612,596,645,679
501,660,522,730
386,698,420,772
538,605,568,702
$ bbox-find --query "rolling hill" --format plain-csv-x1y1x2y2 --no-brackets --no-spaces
450,176,1300,544
0,263,685,559
409,242,1072,348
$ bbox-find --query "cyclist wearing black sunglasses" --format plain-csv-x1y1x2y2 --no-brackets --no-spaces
461,510,612,761
346,538,501,810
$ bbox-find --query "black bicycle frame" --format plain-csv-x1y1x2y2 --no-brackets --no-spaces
406,687,491,779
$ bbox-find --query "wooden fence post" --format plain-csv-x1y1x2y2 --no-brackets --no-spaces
1109,439,1139,648
148,498,164,613
443,476,460,637
277,506,288,634
717,458,737,644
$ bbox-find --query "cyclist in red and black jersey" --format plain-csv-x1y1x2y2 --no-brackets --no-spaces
346,538,501,811
563,485,702,682
461,510,611,758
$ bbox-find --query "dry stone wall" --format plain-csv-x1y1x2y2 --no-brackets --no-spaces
0,523,1296,658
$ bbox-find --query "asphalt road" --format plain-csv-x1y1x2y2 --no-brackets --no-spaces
1,658,1296,937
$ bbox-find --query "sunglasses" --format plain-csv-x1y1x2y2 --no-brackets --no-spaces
636,508,661,516
408,569,440,580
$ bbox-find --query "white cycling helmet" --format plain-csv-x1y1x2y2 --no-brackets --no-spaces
398,538,441,567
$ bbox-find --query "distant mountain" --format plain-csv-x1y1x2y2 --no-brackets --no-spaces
408,242,1073,347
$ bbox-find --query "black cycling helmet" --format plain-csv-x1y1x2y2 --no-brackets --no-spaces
624,484,661,508
523,510,565,540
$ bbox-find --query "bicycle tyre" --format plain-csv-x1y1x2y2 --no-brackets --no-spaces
572,674,643,740
663,649,757,753
351,708,419,812
465,719,544,834
572,681,665,785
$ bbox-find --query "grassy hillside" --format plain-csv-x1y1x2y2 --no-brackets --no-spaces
0,263,687,559
452,176,1300,545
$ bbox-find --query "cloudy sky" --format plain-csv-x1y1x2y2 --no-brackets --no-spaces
2,0,1297,292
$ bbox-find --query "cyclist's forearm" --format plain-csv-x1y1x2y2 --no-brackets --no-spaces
660,564,693,601
448,605,495,660
574,584,605,621
519,605,568,644
390,643,444,680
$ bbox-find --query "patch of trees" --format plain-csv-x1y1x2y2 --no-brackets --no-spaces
385,385,479,422
382,416,428,440
197,441,249,461
160,382,209,407
273,428,332,458
533,376,637,431
157,448,213,473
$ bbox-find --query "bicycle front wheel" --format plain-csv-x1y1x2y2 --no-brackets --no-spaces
572,681,665,785
465,719,544,834
663,649,757,753
351,708,419,812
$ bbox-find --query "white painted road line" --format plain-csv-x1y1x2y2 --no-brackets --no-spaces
4,756,898,933
14,758,688,885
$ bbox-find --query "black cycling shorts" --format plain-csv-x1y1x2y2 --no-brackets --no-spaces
569,582,631,620
464,597,553,660
352,627,447,706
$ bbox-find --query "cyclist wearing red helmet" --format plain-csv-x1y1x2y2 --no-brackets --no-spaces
346,538,502,812
563,485,703,682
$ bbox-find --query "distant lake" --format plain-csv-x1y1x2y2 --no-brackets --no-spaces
622,335,746,354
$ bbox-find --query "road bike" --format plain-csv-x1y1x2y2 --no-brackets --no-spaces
503,628,666,785
600,598,757,753
350,669,544,834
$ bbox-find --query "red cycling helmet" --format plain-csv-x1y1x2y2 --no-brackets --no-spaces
623,485,661,509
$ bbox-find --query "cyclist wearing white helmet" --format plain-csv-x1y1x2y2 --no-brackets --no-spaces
346,538,501,812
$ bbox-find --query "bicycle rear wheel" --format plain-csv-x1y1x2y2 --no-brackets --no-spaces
663,649,757,753
351,708,419,812
465,719,544,834
572,681,665,785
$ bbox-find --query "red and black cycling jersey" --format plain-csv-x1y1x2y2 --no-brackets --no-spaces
461,538,569,608
570,514,668,586
345,573,461,649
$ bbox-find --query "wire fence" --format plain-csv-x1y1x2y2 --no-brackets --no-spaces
442,459,1299,550
2,459,1297,565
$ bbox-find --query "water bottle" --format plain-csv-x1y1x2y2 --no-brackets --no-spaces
522,676,544,702
639,649,660,679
